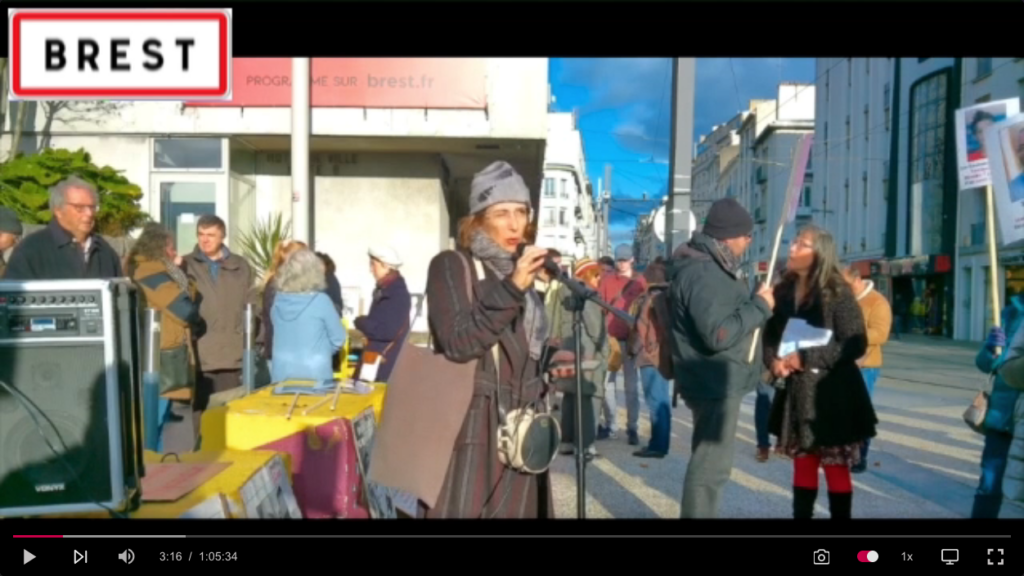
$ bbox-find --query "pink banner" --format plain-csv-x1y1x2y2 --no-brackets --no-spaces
258,419,369,519
187,58,487,109
785,134,814,223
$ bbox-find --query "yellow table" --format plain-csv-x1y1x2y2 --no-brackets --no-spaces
36,449,292,519
200,383,387,452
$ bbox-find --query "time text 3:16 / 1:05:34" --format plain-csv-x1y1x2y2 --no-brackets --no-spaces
159,551,239,562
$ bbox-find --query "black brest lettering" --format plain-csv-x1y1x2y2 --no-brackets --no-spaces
45,39,66,70
110,39,130,71
142,39,163,71
175,39,194,71
78,39,98,71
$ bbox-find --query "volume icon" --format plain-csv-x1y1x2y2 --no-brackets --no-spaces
119,549,134,564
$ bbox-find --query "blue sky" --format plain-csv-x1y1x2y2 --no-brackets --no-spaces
549,58,815,243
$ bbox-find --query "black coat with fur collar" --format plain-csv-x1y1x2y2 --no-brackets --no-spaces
762,279,878,450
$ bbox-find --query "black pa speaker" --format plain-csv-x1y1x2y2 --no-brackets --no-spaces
0,279,143,517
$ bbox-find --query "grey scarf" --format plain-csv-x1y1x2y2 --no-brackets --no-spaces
161,257,190,291
469,230,547,361
707,235,741,274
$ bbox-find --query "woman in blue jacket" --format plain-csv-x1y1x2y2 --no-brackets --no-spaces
972,295,1024,518
270,249,348,384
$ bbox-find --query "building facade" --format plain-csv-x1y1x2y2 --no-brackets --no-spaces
744,84,815,281
1,58,550,329
813,58,894,283
879,58,960,338
692,113,746,225
955,57,1024,341
538,111,596,263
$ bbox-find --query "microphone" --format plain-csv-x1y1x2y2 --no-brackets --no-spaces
516,243,562,278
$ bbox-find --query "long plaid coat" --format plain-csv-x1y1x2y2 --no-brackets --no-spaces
422,248,554,519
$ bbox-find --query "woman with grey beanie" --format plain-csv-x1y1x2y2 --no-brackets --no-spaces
422,160,556,518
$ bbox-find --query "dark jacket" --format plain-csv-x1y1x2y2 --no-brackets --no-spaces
185,246,256,373
325,273,344,312
353,271,412,383
423,249,552,519
763,278,878,450
667,233,772,400
3,220,123,280
975,296,1024,435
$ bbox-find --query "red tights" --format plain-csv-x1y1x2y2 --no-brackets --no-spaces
794,455,852,493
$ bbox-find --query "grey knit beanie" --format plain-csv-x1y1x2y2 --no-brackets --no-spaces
469,161,532,215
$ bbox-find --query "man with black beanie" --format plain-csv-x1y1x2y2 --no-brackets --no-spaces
667,197,775,518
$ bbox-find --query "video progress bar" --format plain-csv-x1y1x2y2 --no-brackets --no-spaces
63,535,187,538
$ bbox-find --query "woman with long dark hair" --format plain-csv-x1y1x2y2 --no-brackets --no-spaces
762,225,877,519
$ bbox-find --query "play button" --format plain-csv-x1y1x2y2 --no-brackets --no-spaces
24,549,36,564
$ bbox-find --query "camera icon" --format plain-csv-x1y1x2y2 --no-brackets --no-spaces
813,549,830,565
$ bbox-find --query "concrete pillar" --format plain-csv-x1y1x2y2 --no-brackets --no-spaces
291,58,311,245
666,58,696,257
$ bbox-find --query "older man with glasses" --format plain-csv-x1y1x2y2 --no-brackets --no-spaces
4,176,123,280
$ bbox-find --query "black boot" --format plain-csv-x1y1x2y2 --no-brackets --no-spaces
828,492,852,519
793,487,817,519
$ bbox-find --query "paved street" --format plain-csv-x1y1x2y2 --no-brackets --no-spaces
548,336,1024,519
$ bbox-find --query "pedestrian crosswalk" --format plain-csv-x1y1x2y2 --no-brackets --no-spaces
548,378,1024,519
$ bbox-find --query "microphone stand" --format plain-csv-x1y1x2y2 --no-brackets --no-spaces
552,270,635,520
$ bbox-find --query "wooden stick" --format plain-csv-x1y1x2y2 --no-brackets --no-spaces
303,396,331,416
285,392,300,420
330,379,344,411
747,219,786,363
985,183,1002,355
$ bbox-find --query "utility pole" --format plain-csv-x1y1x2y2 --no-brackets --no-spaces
665,58,697,258
291,58,311,245
598,165,606,256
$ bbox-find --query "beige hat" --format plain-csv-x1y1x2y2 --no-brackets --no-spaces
369,245,402,267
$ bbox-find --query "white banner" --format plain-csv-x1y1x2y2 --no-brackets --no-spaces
955,98,1020,190
983,112,1024,246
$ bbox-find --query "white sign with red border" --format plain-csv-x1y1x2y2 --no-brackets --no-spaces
8,8,231,100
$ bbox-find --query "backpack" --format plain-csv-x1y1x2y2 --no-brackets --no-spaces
627,289,674,381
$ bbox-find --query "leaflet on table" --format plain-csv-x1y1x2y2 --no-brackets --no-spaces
778,318,833,358
179,494,231,519
272,379,372,396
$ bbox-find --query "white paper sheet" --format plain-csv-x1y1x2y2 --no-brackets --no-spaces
778,318,833,358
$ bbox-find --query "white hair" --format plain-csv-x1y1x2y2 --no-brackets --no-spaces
274,249,327,294
49,176,98,211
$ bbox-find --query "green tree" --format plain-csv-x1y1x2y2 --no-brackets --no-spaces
0,148,149,236
238,212,292,285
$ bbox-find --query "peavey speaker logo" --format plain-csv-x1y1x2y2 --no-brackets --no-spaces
8,8,232,100
35,483,66,493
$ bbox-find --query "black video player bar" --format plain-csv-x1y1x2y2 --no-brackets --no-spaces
7,536,1015,573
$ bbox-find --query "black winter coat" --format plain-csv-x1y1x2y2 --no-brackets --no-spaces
667,233,772,400
762,279,878,450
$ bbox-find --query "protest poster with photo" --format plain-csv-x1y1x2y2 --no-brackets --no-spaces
984,113,1024,246
955,99,1020,190
351,408,398,518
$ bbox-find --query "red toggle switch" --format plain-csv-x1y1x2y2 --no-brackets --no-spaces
858,550,879,563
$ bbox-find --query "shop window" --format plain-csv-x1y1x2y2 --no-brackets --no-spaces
153,138,223,170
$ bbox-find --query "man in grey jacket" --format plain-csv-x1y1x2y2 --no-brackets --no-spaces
667,198,774,518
